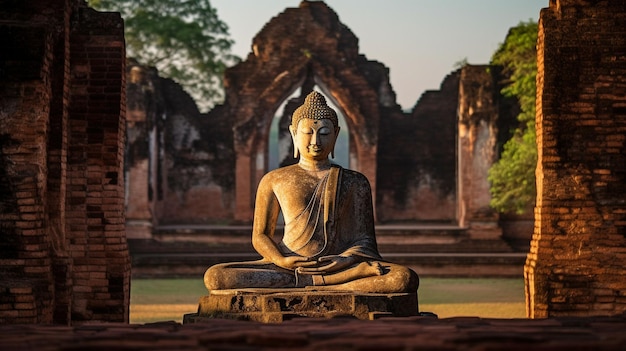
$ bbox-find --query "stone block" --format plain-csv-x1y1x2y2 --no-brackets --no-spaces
186,289,419,323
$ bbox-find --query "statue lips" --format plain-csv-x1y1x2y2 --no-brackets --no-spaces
308,146,324,155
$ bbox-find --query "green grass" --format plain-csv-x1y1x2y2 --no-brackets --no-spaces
130,278,205,324
418,278,526,319
129,278,526,323
131,278,206,304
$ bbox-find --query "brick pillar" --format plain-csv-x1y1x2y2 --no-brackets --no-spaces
47,0,73,325
457,65,502,239
0,24,56,324
525,1,626,318
67,7,130,323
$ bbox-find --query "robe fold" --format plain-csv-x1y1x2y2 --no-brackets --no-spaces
279,165,383,262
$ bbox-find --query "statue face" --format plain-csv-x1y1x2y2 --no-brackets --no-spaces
290,118,339,162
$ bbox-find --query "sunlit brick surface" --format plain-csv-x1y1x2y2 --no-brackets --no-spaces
525,1,626,318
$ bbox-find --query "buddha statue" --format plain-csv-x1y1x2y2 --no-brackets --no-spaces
204,91,419,294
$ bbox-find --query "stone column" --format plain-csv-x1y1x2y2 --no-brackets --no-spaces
457,65,502,239
125,64,156,239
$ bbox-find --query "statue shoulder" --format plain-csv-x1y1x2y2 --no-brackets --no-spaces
259,165,301,184
340,168,372,189
340,168,368,181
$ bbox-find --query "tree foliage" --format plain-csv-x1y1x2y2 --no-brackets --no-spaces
488,20,538,214
89,0,239,111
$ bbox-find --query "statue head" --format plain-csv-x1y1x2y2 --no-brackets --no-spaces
291,91,339,130
290,91,341,160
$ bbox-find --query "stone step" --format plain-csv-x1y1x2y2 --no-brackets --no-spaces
129,224,525,278
129,248,526,278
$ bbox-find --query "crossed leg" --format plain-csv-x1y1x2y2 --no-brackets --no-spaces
204,259,418,293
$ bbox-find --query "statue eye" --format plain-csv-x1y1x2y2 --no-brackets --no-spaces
318,127,331,135
300,128,313,135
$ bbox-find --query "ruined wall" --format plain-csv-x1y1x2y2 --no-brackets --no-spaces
0,0,130,324
123,1,518,228
0,11,56,323
376,65,515,225
125,61,234,230
376,73,459,223
221,0,515,225
159,81,234,224
525,0,626,318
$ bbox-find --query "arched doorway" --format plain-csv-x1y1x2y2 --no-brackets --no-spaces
226,2,384,222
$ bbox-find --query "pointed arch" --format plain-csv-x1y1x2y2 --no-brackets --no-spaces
222,1,392,221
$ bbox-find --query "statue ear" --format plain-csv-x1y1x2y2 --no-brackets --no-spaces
330,126,340,159
289,125,299,159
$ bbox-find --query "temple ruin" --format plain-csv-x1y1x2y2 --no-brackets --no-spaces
124,1,517,241
1,0,625,324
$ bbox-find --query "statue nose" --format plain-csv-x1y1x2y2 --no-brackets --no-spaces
311,132,321,145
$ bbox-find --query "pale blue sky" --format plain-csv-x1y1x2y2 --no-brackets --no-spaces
211,0,547,110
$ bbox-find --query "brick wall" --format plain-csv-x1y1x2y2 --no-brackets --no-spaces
47,0,72,325
0,22,55,323
376,73,459,222
67,6,130,323
0,0,130,324
123,1,518,227
525,0,626,318
124,61,235,229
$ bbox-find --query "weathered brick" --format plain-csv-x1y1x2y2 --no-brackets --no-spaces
0,0,129,324
525,1,626,318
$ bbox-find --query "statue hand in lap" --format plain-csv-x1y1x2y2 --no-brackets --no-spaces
274,255,318,271
296,255,358,275
204,91,419,294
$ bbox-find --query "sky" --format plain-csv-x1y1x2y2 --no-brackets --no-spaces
211,0,547,110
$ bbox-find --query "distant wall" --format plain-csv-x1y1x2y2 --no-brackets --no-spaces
123,1,518,231
376,73,459,223
125,61,234,234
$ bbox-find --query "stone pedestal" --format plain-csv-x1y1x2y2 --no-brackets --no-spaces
183,289,419,323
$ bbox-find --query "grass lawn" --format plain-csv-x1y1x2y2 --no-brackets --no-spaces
130,277,526,323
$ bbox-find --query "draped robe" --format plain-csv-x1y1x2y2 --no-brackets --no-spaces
204,165,386,289
278,165,382,262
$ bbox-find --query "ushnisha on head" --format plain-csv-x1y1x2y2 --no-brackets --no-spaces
289,91,340,161
291,91,339,130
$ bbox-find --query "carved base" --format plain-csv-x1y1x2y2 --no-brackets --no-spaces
183,288,419,323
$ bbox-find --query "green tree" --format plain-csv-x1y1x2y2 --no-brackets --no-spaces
89,0,239,111
488,20,538,214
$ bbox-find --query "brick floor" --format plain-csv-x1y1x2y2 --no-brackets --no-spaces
1,314,625,350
